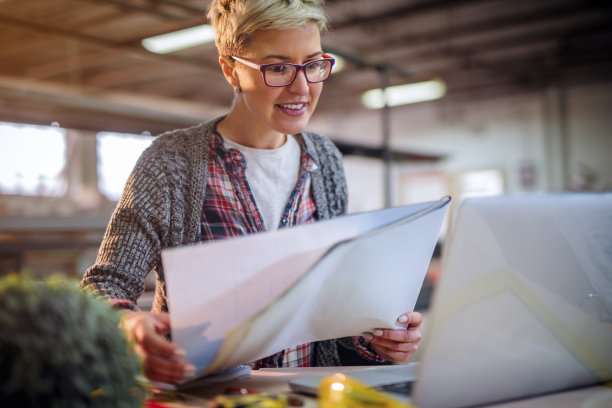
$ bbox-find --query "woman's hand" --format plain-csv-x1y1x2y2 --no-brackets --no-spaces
364,312,423,362
121,311,196,383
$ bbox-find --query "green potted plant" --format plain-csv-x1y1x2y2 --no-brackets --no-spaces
0,274,144,407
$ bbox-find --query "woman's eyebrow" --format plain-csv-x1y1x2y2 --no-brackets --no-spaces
263,51,323,61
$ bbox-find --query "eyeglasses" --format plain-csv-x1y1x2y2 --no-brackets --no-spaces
231,54,335,87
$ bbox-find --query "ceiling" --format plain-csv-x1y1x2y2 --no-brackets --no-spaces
0,0,611,137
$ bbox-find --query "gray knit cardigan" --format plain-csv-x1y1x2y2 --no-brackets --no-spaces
82,117,364,366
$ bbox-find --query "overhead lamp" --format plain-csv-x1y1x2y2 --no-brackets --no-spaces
325,52,345,74
142,24,215,54
361,78,446,109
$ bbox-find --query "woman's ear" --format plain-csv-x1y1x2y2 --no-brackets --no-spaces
219,56,240,89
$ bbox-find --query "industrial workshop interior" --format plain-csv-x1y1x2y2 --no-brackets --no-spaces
0,0,611,407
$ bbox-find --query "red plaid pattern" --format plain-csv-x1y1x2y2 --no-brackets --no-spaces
108,298,140,312
201,132,317,367
201,133,317,239
251,343,313,369
353,336,387,363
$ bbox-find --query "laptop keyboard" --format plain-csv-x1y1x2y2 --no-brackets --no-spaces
379,380,414,396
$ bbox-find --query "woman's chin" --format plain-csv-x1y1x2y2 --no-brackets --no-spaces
273,114,312,135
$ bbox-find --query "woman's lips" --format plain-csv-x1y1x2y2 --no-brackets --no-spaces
276,102,307,117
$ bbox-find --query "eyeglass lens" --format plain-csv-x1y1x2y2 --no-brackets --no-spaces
264,60,332,86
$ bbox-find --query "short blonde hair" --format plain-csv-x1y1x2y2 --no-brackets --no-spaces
207,0,328,56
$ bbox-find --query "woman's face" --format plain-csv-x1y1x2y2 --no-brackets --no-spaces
233,22,324,137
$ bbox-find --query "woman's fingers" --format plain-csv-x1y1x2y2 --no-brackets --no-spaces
369,327,422,343
363,311,424,363
368,335,419,362
121,311,194,383
134,344,196,383
370,346,415,363
150,311,172,334
398,311,423,328
369,335,420,353
138,324,180,358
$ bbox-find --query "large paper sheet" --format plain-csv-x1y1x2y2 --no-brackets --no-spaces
162,197,450,377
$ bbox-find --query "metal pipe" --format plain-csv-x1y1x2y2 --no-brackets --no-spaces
379,63,393,208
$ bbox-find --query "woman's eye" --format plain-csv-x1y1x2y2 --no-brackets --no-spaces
307,61,326,71
268,65,289,74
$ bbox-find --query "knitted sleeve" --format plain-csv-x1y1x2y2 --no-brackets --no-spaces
302,131,348,218
81,139,173,303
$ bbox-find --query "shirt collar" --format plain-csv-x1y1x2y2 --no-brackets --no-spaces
211,130,319,173
210,131,246,172
294,134,319,172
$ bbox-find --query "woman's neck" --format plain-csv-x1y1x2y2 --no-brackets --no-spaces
218,108,286,150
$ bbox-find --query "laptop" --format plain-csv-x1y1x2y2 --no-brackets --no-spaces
288,363,418,402
290,193,612,408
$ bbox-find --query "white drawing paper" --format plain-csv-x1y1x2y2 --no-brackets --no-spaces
162,197,450,378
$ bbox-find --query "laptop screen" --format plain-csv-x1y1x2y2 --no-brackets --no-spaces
413,193,612,408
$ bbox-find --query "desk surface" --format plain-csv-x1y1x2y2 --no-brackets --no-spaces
166,366,612,408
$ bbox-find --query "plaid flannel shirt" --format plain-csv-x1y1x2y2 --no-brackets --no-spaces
201,132,317,367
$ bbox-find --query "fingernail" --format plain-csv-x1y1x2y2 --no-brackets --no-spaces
173,348,186,358
184,364,196,376
362,332,373,340
398,315,409,323
373,329,384,336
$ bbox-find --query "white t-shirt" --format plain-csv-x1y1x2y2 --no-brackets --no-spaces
222,134,301,231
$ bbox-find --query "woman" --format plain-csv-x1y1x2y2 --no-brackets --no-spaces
82,0,422,383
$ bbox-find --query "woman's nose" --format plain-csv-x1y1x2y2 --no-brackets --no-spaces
288,69,309,94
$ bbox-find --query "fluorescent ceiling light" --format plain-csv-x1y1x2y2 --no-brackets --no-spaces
325,52,345,74
361,79,446,109
142,24,215,54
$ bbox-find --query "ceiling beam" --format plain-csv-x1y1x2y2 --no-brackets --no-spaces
329,0,494,30
362,0,592,53
85,0,207,19
148,0,207,14
0,75,224,133
24,48,125,80
0,15,218,71
77,0,191,21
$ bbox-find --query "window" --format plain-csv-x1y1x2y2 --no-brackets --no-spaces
0,122,67,196
457,169,504,200
96,132,154,201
